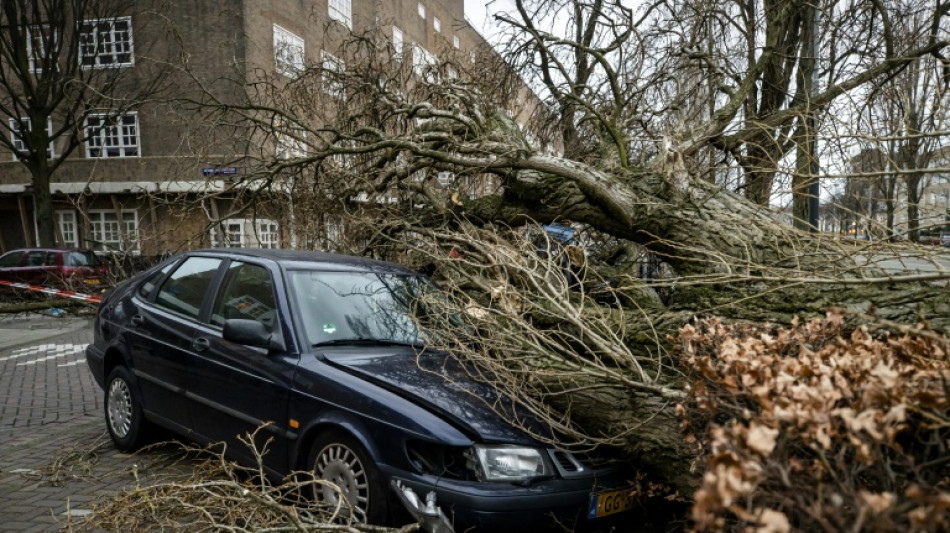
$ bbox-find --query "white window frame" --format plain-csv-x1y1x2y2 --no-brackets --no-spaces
56,210,79,247
10,117,55,161
328,0,353,29
211,218,279,249
392,26,404,60
88,209,139,252
79,17,134,68
273,115,307,159
217,220,245,247
273,24,305,77
412,44,438,82
26,26,57,73
84,112,140,158
321,50,345,98
434,17,441,33
418,2,426,18
453,35,460,49
255,219,280,249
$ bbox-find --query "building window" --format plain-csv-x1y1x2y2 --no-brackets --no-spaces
56,210,78,247
212,218,279,248
255,219,279,249
392,26,404,59
418,2,426,18
273,24,304,77
26,26,57,73
84,112,139,158
88,209,138,252
321,50,345,98
437,171,454,187
412,44,438,82
273,115,307,159
328,0,353,29
217,220,244,247
10,117,54,160
434,17,441,33
79,17,133,68
453,35,460,49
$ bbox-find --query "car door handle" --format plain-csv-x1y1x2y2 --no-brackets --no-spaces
130,314,144,327
192,337,210,352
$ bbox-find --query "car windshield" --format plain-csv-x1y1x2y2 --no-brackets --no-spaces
289,270,430,347
65,251,98,267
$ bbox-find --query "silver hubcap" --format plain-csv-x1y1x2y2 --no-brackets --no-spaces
107,378,133,438
314,443,369,521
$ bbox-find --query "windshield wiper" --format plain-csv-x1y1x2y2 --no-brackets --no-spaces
312,338,425,348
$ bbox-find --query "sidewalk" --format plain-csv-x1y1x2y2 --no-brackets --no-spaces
0,314,190,531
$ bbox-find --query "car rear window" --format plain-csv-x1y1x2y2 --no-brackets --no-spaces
0,251,23,267
64,251,98,267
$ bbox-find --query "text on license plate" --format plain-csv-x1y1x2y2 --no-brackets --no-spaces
85,279,100,285
588,488,635,519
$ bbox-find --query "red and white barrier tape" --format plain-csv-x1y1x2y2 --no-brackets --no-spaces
0,280,103,304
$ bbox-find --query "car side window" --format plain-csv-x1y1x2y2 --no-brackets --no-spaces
45,252,58,266
210,262,277,332
25,251,46,266
137,261,177,300
0,252,23,267
154,257,222,320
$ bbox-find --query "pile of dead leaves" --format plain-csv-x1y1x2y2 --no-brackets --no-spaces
678,313,949,532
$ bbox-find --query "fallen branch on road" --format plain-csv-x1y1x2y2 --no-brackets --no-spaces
66,429,417,533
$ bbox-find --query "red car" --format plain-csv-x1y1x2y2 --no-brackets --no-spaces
0,248,108,290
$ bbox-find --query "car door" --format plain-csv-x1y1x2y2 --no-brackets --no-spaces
18,250,52,285
187,259,296,472
126,255,223,432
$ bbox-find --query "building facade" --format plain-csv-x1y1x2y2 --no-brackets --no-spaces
0,0,516,256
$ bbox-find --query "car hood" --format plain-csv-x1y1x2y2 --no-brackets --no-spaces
322,348,549,445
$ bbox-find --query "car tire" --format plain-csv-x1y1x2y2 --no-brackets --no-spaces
309,430,389,525
104,366,151,451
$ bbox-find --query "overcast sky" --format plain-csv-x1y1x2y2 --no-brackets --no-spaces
463,0,515,42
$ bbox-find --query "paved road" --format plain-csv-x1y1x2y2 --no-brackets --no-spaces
0,314,188,532
858,250,950,276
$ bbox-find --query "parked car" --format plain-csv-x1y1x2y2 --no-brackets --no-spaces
0,247,107,290
85,249,635,531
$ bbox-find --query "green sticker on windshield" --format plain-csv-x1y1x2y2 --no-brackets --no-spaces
322,324,337,334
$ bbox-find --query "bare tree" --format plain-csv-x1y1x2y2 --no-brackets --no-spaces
179,1,950,494
0,0,171,247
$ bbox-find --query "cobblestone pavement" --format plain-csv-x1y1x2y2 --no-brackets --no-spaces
0,314,190,532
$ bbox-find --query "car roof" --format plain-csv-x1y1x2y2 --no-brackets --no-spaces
2,248,94,254
188,248,419,275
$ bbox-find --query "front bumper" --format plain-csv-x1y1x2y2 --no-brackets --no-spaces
386,465,635,531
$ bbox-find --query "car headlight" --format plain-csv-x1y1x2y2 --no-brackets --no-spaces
467,445,552,481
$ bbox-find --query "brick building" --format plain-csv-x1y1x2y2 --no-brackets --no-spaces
0,0,520,256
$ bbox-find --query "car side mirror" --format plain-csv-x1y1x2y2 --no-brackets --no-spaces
223,319,285,351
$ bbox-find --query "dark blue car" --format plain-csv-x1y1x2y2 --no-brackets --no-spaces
85,249,634,531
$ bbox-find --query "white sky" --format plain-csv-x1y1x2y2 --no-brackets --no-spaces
463,0,516,42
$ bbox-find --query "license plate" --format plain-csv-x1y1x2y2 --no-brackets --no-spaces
588,488,635,519
85,279,100,285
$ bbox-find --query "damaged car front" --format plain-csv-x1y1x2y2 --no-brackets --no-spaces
286,264,637,531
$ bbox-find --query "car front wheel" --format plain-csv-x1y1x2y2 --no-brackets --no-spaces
104,366,151,451
309,430,389,524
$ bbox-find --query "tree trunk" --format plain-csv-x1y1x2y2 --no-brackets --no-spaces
31,163,56,248
907,172,922,242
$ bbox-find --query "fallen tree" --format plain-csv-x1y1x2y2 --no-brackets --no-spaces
176,0,950,519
